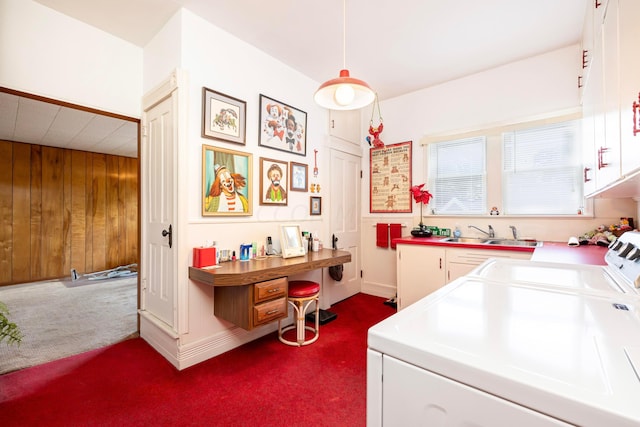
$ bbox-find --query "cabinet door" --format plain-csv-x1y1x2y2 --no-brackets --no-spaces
397,244,446,310
600,0,621,186
446,248,532,284
329,109,361,144
619,0,640,175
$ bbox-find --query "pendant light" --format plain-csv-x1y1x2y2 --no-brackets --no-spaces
314,0,375,110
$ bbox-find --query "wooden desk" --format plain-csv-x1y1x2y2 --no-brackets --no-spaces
189,249,351,330
189,249,351,287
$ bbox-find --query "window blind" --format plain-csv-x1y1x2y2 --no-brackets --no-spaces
502,120,582,215
428,137,486,215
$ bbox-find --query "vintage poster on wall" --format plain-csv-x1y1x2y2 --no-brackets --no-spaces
369,141,412,213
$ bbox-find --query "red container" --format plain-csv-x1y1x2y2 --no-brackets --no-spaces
193,247,216,268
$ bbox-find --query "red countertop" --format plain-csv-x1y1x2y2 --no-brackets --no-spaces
393,236,608,266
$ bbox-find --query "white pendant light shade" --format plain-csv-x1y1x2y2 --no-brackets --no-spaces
314,69,375,110
314,0,375,110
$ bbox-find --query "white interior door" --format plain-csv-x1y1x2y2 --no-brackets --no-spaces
141,91,177,329
326,148,361,304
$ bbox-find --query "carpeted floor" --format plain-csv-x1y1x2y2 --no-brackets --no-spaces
0,276,137,374
0,292,395,427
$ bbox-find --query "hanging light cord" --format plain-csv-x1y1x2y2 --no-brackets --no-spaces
370,93,383,125
342,0,347,69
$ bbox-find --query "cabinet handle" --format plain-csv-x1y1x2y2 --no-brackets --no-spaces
439,258,442,269
331,119,335,129
266,309,279,315
267,288,280,293
578,75,583,89
595,0,601,8
584,167,592,183
597,147,609,169
582,50,589,69
633,92,640,136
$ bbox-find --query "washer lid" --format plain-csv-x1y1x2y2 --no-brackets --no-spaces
368,279,640,426
470,258,637,296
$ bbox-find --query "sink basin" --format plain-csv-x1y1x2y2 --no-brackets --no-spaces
439,237,542,247
485,239,542,247
440,237,490,244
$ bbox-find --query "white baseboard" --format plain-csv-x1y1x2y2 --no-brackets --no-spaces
361,281,396,299
139,311,282,370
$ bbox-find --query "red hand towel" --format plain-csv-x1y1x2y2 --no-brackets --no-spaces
376,223,388,248
390,224,402,249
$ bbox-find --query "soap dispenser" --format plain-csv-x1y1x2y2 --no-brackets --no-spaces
453,225,461,238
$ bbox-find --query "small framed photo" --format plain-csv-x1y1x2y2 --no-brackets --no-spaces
202,145,252,216
290,162,308,192
310,196,322,216
259,157,288,206
258,94,307,156
202,87,246,145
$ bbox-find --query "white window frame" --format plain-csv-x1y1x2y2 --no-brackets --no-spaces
422,113,588,217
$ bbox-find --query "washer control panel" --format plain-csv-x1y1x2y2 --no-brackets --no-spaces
606,231,640,288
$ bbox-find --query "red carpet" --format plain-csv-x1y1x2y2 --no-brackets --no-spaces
0,293,395,426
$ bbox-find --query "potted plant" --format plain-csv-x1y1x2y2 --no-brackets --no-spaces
410,183,433,237
0,302,23,346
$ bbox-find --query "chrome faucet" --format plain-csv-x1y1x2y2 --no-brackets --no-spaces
468,225,495,238
509,225,518,240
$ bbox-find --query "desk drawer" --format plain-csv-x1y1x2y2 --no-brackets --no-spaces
253,297,287,326
254,277,287,304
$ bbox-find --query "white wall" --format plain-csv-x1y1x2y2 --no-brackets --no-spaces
359,44,638,298
142,10,334,350
0,0,142,117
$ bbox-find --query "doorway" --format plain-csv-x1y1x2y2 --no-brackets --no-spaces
0,87,141,370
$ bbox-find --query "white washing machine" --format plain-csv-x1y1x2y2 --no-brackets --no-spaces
367,232,640,426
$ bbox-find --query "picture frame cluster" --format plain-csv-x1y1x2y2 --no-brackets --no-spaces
201,89,316,217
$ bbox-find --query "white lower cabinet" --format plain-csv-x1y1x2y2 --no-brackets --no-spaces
396,244,445,310
396,244,532,310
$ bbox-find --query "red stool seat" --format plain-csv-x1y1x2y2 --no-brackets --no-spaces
278,280,321,346
288,280,320,298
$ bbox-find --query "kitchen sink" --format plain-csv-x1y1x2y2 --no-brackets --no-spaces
485,239,542,247
439,237,542,247
440,237,490,244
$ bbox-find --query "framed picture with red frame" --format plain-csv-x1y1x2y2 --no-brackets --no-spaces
369,141,412,213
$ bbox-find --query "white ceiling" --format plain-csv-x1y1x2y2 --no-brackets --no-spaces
5,0,587,158
0,91,139,157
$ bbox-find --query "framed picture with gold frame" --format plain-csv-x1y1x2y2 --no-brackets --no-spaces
259,157,288,206
202,145,252,216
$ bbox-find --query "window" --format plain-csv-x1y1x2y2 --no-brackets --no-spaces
427,137,486,215
502,120,582,215
425,115,584,217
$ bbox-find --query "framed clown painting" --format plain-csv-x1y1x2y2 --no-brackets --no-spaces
202,145,253,216
259,157,288,206
258,94,307,156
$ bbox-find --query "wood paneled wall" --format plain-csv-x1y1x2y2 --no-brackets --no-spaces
0,141,138,286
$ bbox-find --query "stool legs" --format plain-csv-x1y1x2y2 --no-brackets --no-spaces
278,294,320,346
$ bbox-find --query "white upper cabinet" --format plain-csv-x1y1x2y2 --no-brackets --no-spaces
582,0,640,196
329,109,361,145
618,0,640,176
